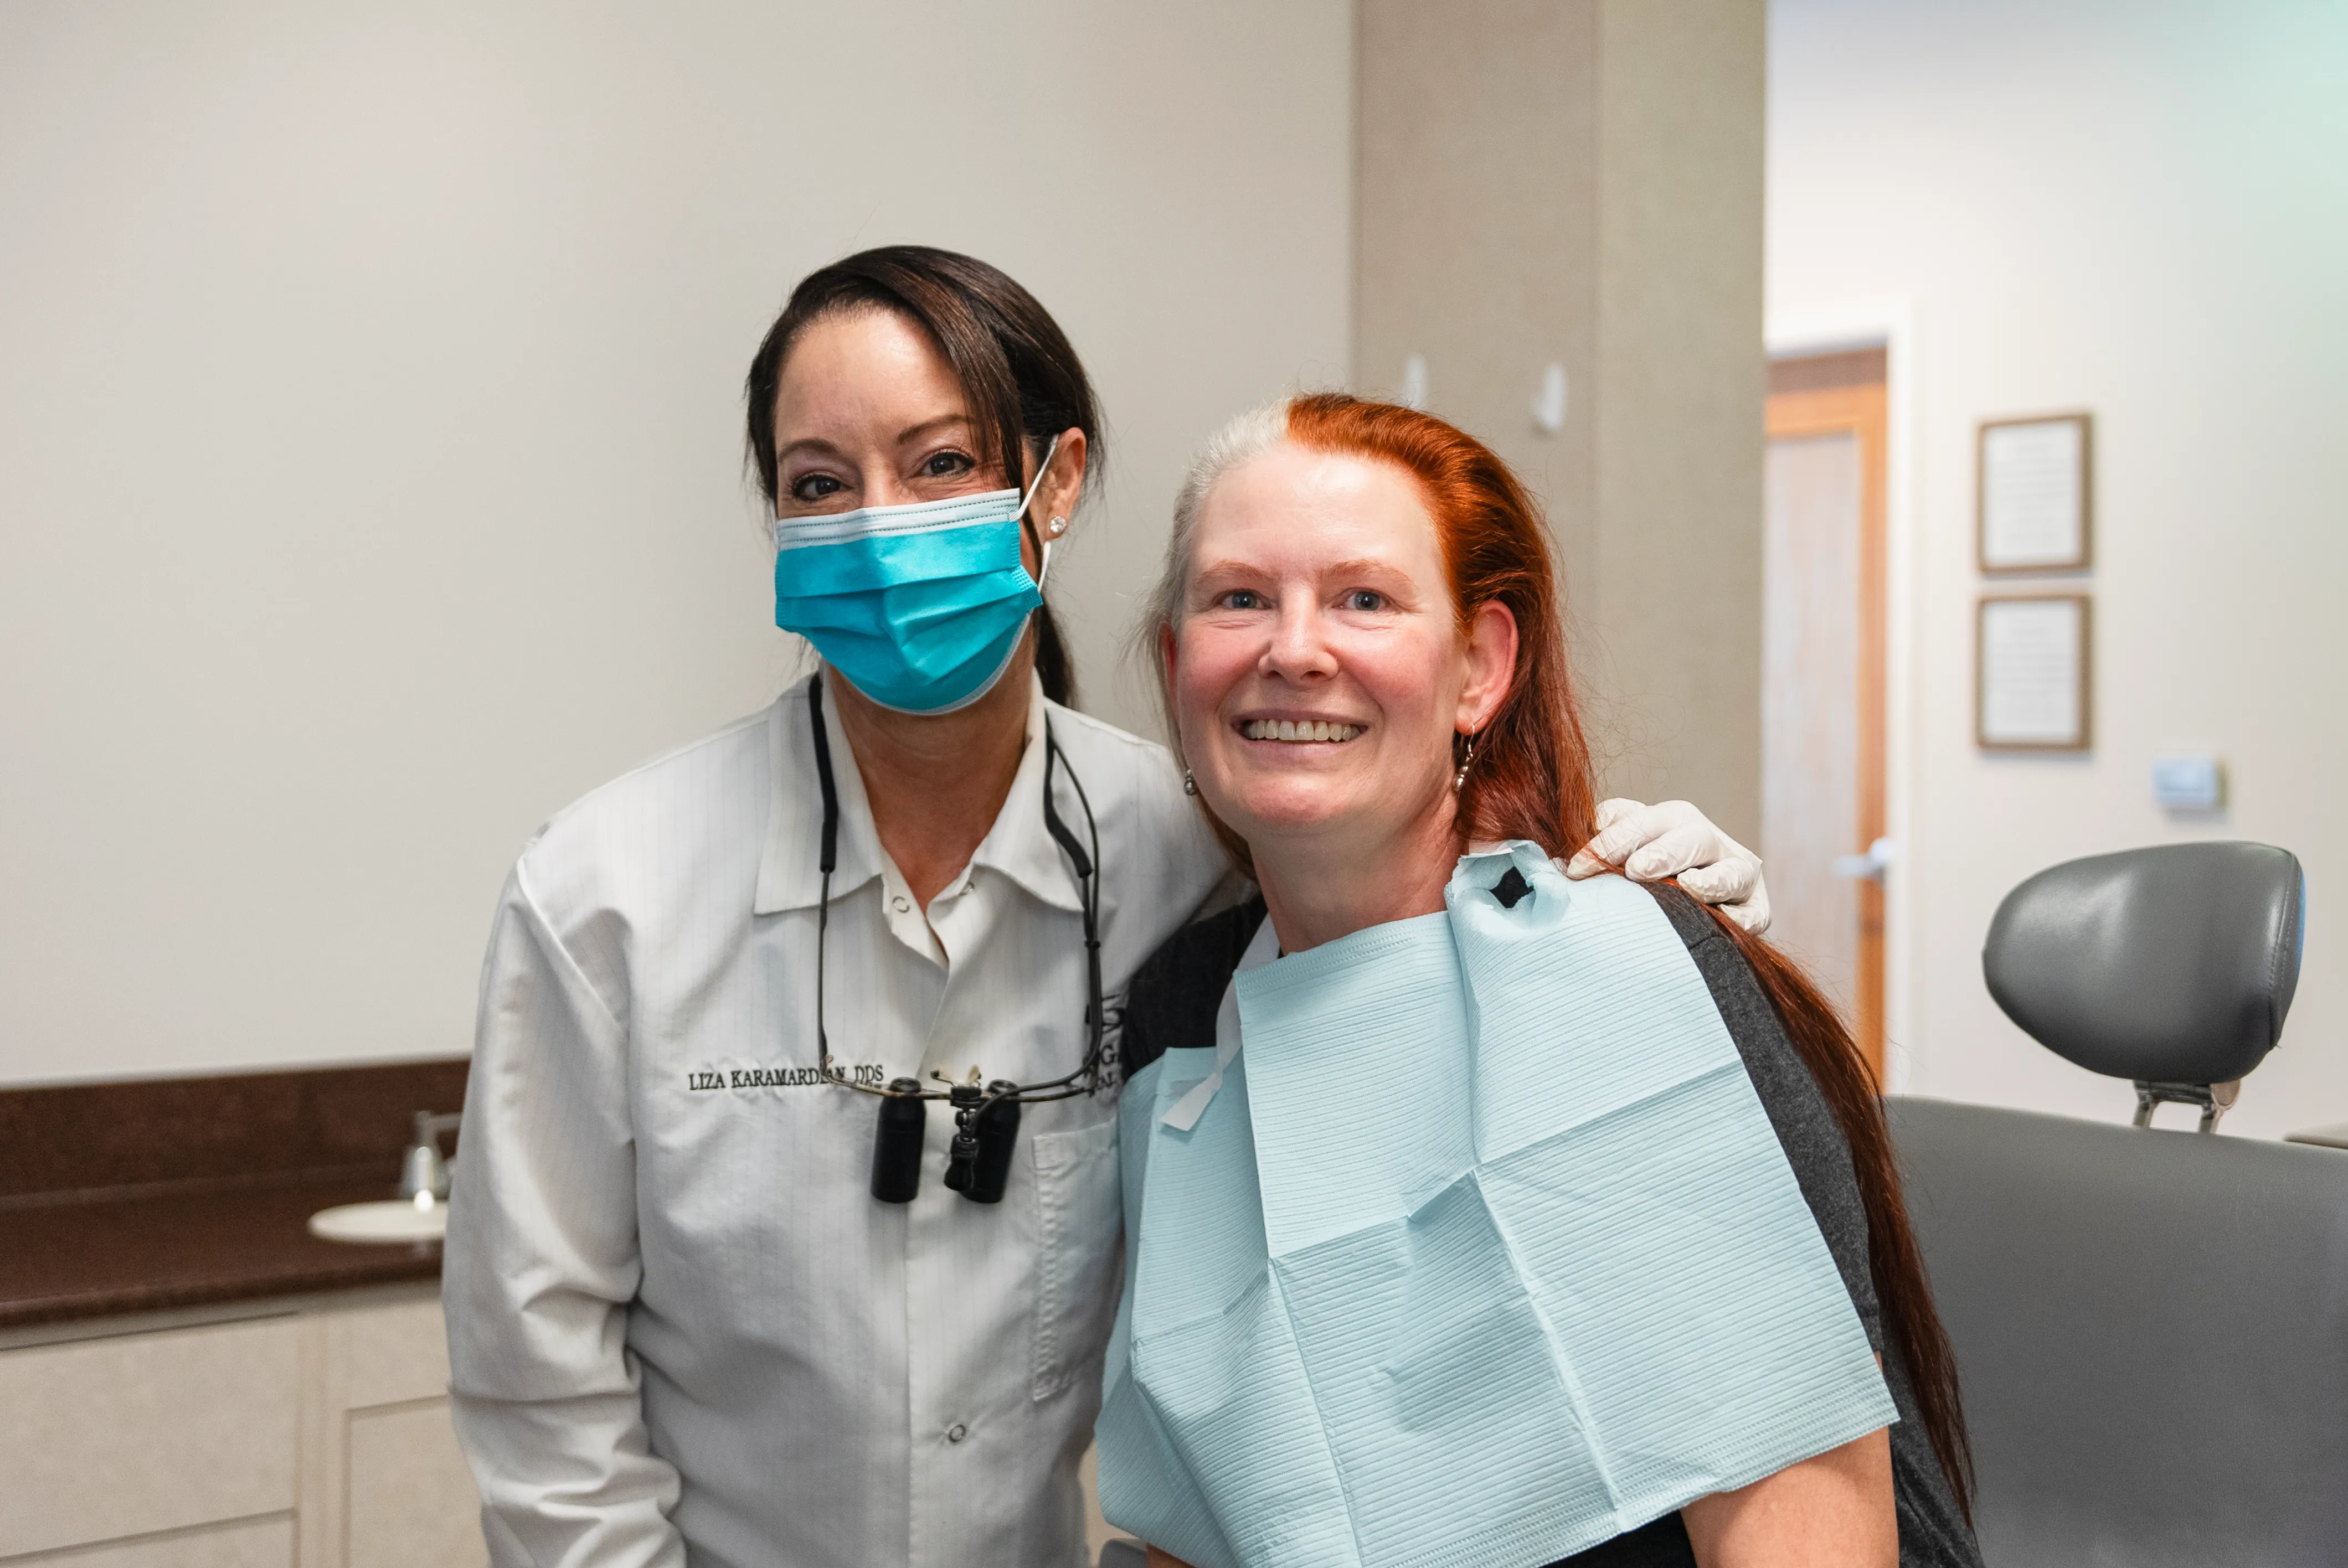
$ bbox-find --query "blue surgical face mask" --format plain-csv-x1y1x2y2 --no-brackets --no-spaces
774,438,1059,715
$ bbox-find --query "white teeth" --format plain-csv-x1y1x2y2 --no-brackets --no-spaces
1243,719,1362,743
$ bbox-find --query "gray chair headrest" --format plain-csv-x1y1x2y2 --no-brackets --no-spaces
1983,842,2305,1086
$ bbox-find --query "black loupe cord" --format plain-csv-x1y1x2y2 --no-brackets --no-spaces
804,672,1105,1206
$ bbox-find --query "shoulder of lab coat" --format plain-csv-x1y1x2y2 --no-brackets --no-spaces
504,700,781,1033
1034,694,1236,977
443,703,782,1568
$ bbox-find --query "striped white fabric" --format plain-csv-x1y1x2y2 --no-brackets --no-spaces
773,487,1024,550
443,674,1229,1568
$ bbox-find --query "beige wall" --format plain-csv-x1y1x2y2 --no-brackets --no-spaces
0,0,1351,1085
1356,0,1766,839
1770,0,2348,1136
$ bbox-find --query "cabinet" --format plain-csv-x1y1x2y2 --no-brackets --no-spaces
0,1286,481,1568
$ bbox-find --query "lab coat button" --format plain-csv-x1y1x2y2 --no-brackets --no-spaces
946,1423,968,1443
891,895,912,914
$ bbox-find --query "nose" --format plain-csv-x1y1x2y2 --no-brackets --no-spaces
1259,597,1339,683
861,462,921,509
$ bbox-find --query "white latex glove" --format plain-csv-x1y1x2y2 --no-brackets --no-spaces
1562,798,1772,933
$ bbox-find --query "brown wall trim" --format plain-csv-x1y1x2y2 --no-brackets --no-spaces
1768,345,1887,396
0,1059,469,1204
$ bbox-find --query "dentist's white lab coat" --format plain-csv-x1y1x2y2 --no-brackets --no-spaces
443,675,1227,1568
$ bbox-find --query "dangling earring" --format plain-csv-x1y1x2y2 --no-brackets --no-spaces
1183,768,1198,796
1453,730,1478,793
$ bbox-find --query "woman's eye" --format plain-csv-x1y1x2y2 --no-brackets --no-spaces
791,473,844,503
1221,590,1265,611
1346,590,1386,612
922,451,975,479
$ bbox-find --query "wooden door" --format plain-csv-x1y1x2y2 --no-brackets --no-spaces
1763,349,1888,1078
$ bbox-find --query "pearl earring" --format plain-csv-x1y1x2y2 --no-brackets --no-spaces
1183,768,1198,796
1453,730,1478,793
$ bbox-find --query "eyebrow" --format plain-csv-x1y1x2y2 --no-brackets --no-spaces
776,434,847,465
894,414,974,446
776,414,976,467
1192,556,1410,579
1316,557,1412,580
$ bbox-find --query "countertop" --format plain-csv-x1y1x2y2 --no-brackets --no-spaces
0,1172,440,1330
0,1058,465,1333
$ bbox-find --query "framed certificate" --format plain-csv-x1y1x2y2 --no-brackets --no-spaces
1978,412,2092,573
1978,594,2090,751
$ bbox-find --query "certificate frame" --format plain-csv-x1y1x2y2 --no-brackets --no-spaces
1977,411,2093,574
1976,592,2092,752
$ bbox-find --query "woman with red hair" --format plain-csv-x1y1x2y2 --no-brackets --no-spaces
1103,395,1980,1568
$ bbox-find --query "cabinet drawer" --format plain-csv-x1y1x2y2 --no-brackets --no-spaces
2,1515,294,1568
0,1317,298,1557
321,1293,449,1410
345,1400,486,1568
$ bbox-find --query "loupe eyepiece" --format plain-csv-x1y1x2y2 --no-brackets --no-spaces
942,1081,984,1193
943,1129,981,1193
869,1077,926,1204
960,1081,1022,1205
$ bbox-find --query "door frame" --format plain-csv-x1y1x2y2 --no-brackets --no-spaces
1766,300,1918,1091
1767,378,1887,1076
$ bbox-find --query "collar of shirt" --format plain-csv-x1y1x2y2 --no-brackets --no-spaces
751,670,1087,920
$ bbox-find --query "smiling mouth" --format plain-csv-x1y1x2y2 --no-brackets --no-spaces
1240,719,1364,744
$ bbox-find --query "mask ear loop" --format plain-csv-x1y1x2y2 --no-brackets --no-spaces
1017,432,1064,593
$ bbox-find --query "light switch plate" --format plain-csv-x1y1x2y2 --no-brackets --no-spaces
2151,754,2223,811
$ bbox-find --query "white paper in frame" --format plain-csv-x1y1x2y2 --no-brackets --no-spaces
1978,594,2090,751
1978,412,2091,572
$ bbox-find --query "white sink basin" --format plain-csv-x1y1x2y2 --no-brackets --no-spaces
308,1198,447,1245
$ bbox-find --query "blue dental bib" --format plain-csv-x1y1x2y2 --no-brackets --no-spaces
1096,843,1894,1568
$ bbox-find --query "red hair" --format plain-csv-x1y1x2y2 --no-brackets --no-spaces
1284,394,1600,855
1149,391,1973,1519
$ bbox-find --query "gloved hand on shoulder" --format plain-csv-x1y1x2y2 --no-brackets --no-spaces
1562,798,1770,934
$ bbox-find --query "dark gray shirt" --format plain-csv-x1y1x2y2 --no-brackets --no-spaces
1118,883,1980,1568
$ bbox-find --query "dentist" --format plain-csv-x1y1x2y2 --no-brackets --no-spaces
442,246,1771,1568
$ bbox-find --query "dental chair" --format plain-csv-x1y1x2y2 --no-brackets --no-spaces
1888,841,2344,1567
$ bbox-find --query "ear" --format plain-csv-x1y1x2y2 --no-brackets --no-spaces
1019,427,1088,583
1457,599,1518,734
1032,427,1087,534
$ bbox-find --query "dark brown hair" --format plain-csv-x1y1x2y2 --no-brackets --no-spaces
1150,392,1974,1518
744,246,1099,705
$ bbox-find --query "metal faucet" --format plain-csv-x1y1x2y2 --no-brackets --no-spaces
400,1111,462,1207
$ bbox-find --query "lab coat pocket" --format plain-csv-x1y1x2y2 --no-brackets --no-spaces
1029,1115,1124,1403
